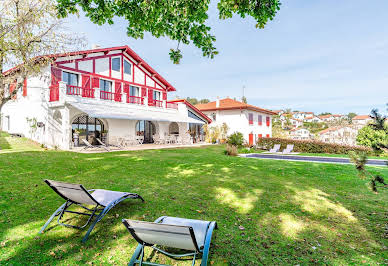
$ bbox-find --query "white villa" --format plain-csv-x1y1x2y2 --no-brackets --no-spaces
1,45,211,150
318,126,359,146
352,115,373,129
195,98,276,145
289,128,311,140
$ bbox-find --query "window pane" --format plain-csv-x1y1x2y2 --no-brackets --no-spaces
70,73,78,86
62,72,69,84
124,60,131,75
112,58,120,71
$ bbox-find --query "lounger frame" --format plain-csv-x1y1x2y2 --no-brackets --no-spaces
39,180,144,242
123,216,217,266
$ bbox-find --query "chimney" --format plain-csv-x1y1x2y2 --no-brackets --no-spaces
216,97,220,108
91,44,101,49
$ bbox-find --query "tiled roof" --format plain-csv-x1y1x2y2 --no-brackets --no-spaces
195,98,276,115
352,115,371,120
318,126,341,135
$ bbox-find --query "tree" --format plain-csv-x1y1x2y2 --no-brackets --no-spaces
319,112,332,116
185,97,209,105
347,112,357,121
56,0,281,64
0,0,83,120
241,96,247,104
356,126,387,152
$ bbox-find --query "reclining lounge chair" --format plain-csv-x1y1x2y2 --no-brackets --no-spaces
269,144,281,153
82,139,110,152
122,216,217,266
39,179,144,242
282,144,294,154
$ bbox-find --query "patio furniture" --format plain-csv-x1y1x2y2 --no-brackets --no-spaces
176,136,183,144
122,216,217,266
39,179,144,242
96,138,111,151
82,139,110,152
269,144,281,153
282,144,294,154
135,136,144,145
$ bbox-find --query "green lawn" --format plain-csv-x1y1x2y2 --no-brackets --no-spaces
1,134,387,265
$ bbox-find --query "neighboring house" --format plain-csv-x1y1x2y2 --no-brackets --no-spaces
289,128,311,140
318,126,359,146
289,118,304,128
195,98,276,145
1,45,211,149
292,111,314,120
304,115,323,123
318,114,335,122
352,115,373,128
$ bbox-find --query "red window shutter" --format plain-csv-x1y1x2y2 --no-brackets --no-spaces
51,66,62,85
258,115,262,126
162,92,167,101
258,134,262,138
115,82,122,102
266,134,270,138
266,117,270,127
249,113,253,125
81,75,91,97
92,77,99,88
9,81,17,99
249,133,253,145
141,87,147,97
123,84,129,94
148,88,153,105
22,79,27,96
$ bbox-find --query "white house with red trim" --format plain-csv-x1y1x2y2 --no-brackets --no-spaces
195,98,276,145
1,46,211,149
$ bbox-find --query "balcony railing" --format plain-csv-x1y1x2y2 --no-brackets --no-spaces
66,85,94,98
166,101,178,109
127,95,144,105
100,90,121,102
150,99,163,108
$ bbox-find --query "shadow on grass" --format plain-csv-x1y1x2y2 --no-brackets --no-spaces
0,146,387,265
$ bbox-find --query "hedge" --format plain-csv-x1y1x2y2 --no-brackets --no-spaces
256,137,373,154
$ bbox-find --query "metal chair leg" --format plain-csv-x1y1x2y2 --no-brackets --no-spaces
200,222,217,266
39,202,67,233
128,244,144,266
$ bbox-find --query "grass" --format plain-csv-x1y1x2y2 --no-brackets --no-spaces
0,134,387,265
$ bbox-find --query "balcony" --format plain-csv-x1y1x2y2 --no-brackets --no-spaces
49,82,178,110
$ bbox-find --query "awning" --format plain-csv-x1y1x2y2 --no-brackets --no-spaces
68,101,204,124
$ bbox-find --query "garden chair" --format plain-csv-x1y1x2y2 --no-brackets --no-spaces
82,139,110,152
282,144,294,154
96,138,111,151
122,216,217,266
39,179,144,242
269,144,281,153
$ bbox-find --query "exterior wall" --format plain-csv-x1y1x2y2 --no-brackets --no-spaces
289,129,311,140
319,127,358,145
203,109,272,144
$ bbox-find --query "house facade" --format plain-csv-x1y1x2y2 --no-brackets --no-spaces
318,126,359,146
1,46,211,149
352,115,373,129
289,128,311,140
195,98,276,145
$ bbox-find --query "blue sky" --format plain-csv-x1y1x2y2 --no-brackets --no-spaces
66,0,388,115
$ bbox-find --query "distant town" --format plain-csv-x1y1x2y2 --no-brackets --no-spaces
272,110,372,145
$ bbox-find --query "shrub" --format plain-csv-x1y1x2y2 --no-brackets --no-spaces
256,137,373,155
225,144,238,156
356,126,388,151
227,132,244,147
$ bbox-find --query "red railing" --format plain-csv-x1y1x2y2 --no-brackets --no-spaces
49,85,59,102
150,99,163,108
100,91,121,102
127,95,144,105
66,85,94,98
166,101,178,109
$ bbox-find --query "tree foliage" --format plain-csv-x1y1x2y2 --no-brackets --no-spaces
186,97,210,105
241,95,247,103
0,0,83,112
55,0,281,64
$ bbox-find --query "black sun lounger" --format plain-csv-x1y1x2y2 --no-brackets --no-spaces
39,179,144,242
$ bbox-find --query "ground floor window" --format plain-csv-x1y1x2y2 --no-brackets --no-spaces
135,120,156,143
169,122,179,135
189,123,204,143
72,115,105,146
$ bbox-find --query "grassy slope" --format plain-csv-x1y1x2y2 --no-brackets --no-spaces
0,135,387,265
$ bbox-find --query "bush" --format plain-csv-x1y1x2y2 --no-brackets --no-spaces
227,132,244,147
225,144,238,156
356,126,388,151
256,137,373,155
